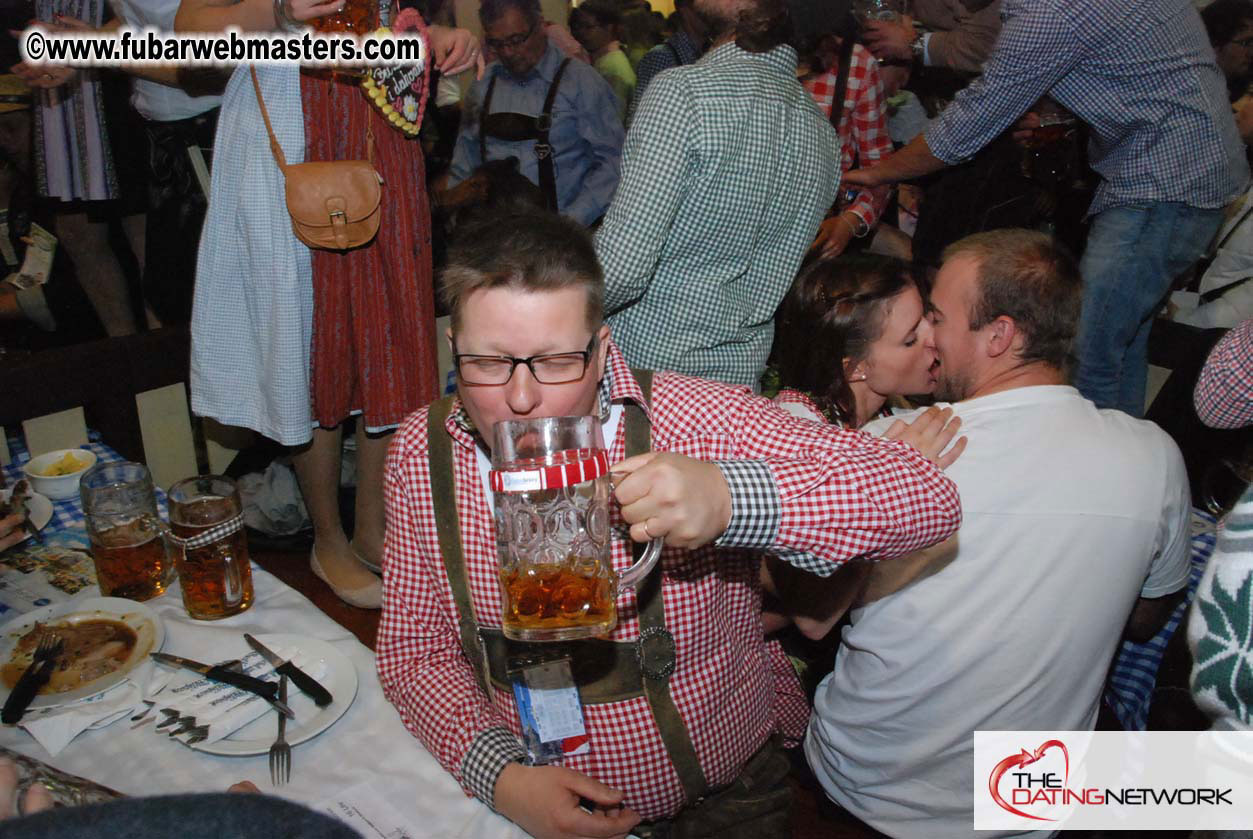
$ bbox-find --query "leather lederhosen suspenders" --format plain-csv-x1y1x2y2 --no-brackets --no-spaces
426,369,709,804
477,58,572,213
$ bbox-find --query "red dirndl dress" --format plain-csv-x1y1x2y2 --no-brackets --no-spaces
300,62,438,431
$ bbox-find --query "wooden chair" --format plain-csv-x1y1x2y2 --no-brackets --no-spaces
0,327,239,489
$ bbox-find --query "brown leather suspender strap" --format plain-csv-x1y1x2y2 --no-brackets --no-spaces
477,73,498,167
475,58,571,212
425,371,707,802
427,396,494,698
534,57,571,213
625,371,709,803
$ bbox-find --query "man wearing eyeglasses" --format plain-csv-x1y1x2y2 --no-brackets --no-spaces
445,0,624,226
377,210,962,839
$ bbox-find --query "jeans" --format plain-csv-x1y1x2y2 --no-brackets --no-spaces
1074,202,1224,416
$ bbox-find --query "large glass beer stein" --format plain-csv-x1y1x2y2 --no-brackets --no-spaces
491,416,663,642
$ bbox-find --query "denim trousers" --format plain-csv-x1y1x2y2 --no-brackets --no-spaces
1074,201,1224,416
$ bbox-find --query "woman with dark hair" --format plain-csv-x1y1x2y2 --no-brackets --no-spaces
768,252,939,427
762,254,961,730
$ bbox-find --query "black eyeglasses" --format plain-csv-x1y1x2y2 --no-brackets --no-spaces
485,21,538,52
453,336,597,385
1236,36,1253,49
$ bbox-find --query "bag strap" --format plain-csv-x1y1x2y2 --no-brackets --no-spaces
250,65,289,171
251,65,376,170
535,57,572,213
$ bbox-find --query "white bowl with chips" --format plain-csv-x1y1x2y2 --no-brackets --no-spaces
22,448,98,501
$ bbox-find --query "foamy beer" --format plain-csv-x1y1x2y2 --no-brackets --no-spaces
79,462,175,602
168,475,254,620
491,416,663,642
311,0,378,34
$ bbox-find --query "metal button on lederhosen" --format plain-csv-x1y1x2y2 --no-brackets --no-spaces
477,58,572,213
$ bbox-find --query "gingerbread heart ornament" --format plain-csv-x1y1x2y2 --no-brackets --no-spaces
361,6,429,137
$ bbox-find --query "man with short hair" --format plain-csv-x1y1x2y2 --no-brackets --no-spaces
845,0,1250,417
1202,0,1253,101
595,0,838,389
447,0,624,225
803,229,1192,838
378,210,961,839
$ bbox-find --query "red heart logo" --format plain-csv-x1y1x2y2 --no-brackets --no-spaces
988,740,1069,821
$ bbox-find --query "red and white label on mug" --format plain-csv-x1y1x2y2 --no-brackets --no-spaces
489,451,609,493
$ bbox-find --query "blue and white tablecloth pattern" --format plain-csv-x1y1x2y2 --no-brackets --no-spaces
3,433,169,533
1105,509,1218,730
0,436,525,838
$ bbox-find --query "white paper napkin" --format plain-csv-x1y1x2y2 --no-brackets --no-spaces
19,659,162,756
153,648,326,747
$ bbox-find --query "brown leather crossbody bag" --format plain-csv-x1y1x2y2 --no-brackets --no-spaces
250,66,383,251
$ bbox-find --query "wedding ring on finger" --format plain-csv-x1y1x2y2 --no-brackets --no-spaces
642,520,654,539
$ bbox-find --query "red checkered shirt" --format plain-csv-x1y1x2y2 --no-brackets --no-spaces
1195,317,1253,430
377,342,960,820
803,43,894,232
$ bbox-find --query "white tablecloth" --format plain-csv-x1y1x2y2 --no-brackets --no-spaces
0,566,527,839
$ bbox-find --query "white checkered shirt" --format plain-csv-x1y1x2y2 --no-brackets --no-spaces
925,0,1249,216
596,42,839,389
377,342,961,820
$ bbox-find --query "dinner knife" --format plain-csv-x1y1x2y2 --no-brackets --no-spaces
243,634,333,707
1,656,55,724
150,653,295,719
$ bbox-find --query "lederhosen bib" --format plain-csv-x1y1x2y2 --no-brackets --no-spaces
426,369,709,804
477,58,572,214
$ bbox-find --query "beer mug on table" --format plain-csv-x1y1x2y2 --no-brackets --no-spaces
167,476,254,620
79,462,175,602
491,416,664,642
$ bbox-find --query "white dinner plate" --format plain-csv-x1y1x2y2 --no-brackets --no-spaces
192,634,358,757
0,596,165,709
1,487,52,545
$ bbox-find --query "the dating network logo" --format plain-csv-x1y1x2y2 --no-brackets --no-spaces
988,739,1070,821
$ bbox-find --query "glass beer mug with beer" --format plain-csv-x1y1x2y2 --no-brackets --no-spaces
491,416,664,642
167,476,254,620
79,462,175,601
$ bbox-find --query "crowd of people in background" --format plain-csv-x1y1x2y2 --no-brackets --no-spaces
2,0,1253,836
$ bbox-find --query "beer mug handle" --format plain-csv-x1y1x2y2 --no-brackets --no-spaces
221,553,245,607
617,536,664,591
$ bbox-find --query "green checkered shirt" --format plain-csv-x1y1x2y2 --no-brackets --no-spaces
595,42,839,390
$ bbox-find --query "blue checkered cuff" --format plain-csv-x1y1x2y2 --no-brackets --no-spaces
461,726,527,808
713,459,780,549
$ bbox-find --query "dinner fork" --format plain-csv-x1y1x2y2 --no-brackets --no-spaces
268,675,290,786
1,633,62,724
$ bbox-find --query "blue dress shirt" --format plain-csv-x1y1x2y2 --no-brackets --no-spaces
449,39,625,226
925,0,1248,216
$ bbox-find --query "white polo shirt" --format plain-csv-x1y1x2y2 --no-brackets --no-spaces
805,385,1191,838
